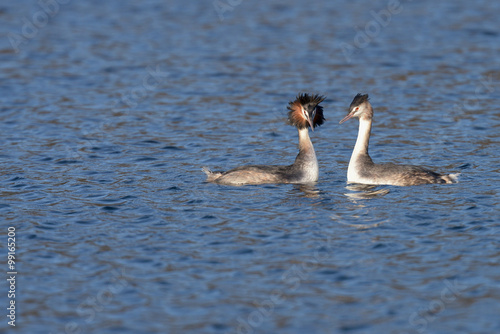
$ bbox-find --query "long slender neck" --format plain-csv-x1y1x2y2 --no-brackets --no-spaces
297,127,315,158
347,115,373,182
352,116,372,156
292,127,318,181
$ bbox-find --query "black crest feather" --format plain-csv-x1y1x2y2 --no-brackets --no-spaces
295,93,325,107
349,93,369,110
287,93,326,129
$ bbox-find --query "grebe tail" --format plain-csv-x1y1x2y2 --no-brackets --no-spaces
202,167,223,183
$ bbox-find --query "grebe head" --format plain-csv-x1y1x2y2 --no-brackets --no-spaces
339,93,372,124
287,93,326,131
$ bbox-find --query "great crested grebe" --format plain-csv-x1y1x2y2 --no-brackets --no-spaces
203,93,326,186
339,93,458,186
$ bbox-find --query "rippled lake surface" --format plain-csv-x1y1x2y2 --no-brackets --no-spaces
1,0,499,333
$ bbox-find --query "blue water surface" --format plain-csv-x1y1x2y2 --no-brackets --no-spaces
0,0,499,333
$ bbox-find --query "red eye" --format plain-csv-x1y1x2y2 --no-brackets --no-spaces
355,107,359,111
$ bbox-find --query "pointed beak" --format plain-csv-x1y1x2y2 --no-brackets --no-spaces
307,110,316,131
339,112,354,124
307,116,314,131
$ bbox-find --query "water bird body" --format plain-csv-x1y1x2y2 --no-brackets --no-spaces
340,94,458,186
203,93,326,186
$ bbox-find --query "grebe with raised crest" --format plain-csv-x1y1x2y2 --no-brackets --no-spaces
339,93,458,186
203,93,326,186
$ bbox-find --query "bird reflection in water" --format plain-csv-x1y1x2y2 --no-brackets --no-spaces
334,184,391,229
295,183,320,198
344,183,390,200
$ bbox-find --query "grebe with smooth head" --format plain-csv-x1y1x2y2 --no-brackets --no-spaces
339,94,458,186
203,93,326,186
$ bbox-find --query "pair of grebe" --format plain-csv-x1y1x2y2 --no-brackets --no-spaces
203,93,457,187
